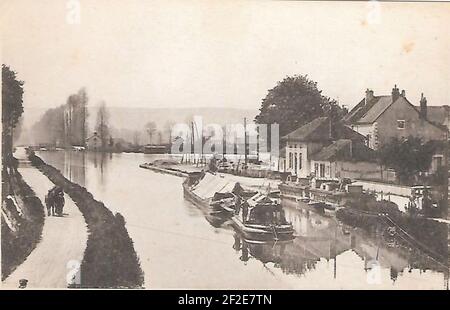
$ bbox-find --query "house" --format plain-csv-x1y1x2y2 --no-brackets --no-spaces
344,86,447,150
280,117,365,179
418,105,450,138
310,139,376,181
86,132,100,150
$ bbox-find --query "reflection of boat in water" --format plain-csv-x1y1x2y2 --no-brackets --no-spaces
233,233,293,264
307,201,337,216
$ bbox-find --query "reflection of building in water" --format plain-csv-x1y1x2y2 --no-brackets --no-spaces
86,152,112,188
232,198,449,282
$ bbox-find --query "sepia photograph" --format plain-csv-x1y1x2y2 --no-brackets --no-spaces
1,0,449,294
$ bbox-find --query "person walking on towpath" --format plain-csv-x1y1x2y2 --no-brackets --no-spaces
45,186,65,216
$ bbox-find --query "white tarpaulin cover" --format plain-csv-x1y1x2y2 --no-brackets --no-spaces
192,173,237,199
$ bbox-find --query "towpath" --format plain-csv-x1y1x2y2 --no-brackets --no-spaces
2,148,87,289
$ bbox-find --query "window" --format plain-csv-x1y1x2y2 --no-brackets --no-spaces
289,153,293,169
314,163,319,176
366,134,371,147
397,120,406,129
294,153,298,172
298,153,302,170
319,164,325,178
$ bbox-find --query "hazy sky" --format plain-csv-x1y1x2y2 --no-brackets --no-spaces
1,0,449,115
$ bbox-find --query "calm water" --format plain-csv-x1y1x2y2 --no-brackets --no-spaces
38,151,449,289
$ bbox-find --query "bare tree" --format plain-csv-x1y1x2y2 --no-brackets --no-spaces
133,130,142,146
96,102,110,149
145,121,157,145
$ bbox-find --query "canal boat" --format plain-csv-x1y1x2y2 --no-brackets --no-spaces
210,183,258,214
210,192,236,213
182,172,229,226
307,200,337,216
229,192,295,241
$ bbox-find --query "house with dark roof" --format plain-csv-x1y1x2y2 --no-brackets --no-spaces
280,116,366,178
344,86,447,150
414,104,450,136
310,139,376,180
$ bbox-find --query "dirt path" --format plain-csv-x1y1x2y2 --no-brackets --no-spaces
2,152,87,289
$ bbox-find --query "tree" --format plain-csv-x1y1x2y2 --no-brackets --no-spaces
255,75,346,136
378,136,438,184
31,105,65,146
2,65,24,162
163,120,175,144
96,102,110,149
65,88,88,147
145,121,157,144
132,130,142,146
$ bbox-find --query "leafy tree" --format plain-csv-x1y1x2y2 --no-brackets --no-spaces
2,65,24,162
31,105,65,146
378,136,438,184
255,75,346,136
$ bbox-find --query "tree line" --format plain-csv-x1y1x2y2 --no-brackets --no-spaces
32,88,88,147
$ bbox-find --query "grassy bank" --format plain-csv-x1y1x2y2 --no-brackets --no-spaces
1,161,45,280
29,153,144,288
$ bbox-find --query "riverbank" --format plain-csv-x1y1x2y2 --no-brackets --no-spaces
1,161,45,280
29,152,144,288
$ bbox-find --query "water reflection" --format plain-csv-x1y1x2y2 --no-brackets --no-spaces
231,198,449,285
37,151,449,289
40,150,86,186
86,152,111,189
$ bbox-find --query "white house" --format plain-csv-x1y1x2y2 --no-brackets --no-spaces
280,117,365,179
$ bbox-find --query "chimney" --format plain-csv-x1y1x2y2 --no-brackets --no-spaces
401,89,406,97
365,88,374,105
392,84,400,102
420,93,427,119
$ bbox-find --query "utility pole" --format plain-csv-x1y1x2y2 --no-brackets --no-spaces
256,125,260,163
244,117,248,166
191,121,195,164
222,126,226,161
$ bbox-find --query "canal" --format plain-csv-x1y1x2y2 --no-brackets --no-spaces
38,151,448,289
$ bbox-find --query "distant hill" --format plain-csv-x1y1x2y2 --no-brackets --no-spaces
89,106,258,131
19,106,258,144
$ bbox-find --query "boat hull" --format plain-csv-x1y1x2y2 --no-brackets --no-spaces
182,178,228,226
230,216,295,241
